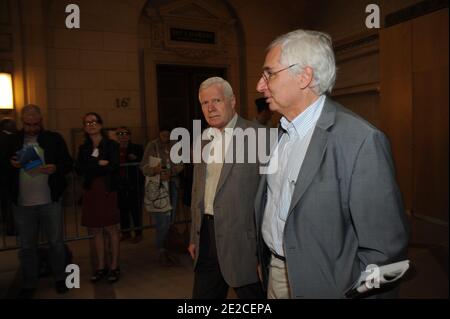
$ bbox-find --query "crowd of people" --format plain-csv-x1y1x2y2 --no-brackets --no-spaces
0,106,187,298
0,28,409,299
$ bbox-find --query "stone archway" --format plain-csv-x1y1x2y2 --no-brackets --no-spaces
138,0,245,141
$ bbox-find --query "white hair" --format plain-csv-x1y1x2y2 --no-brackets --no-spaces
199,77,234,99
269,29,336,95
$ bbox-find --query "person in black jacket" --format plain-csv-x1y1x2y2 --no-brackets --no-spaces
115,126,144,243
0,118,17,237
75,112,121,284
8,104,72,298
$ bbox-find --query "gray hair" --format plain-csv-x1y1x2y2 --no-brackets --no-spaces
199,77,234,99
269,29,336,95
21,104,42,120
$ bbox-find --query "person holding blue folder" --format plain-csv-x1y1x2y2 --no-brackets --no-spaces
8,104,73,298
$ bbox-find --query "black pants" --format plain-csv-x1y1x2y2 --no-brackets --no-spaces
118,187,142,237
0,186,15,235
192,215,264,299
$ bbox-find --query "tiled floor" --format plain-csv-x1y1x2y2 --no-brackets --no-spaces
0,215,448,299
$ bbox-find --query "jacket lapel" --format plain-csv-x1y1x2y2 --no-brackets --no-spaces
287,97,337,216
197,140,208,210
215,116,245,194
254,173,268,229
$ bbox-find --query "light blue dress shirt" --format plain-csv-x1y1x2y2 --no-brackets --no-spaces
262,95,326,257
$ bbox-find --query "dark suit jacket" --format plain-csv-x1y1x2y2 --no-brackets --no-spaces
119,142,144,193
75,138,120,192
255,97,410,298
8,130,73,204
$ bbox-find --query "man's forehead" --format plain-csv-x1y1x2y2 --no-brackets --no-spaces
264,45,282,66
22,114,42,123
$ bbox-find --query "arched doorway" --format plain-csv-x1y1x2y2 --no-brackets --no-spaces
138,0,244,141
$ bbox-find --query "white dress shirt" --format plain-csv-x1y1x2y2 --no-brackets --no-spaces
204,113,238,216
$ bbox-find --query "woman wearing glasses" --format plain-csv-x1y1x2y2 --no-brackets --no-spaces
75,112,121,283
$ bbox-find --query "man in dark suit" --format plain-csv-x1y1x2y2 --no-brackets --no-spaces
188,77,265,299
0,118,17,236
254,29,409,298
116,126,144,243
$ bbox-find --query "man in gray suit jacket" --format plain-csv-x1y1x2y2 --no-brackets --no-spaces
254,30,409,299
188,77,264,299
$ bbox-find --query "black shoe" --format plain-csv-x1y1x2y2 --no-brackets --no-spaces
17,288,35,299
107,268,121,283
90,268,108,283
55,280,69,294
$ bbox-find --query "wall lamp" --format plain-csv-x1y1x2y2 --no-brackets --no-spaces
0,72,14,110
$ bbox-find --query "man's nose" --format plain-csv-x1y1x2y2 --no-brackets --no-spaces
208,103,216,112
256,76,267,92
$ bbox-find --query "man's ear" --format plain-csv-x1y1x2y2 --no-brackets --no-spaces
298,66,314,90
230,95,236,110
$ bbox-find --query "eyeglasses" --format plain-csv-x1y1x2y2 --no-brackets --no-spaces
116,131,130,136
84,120,98,127
262,64,298,82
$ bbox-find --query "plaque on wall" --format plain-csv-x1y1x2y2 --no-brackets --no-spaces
170,28,215,44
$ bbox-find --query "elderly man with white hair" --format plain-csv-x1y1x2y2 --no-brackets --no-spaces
254,29,409,299
189,77,265,299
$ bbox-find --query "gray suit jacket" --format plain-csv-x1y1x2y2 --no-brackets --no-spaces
190,116,264,287
255,97,410,298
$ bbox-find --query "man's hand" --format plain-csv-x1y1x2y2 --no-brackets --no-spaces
99,160,109,166
160,168,171,181
39,164,56,175
152,164,162,175
10,156,21,169
188,243,196,260
257,264,263,282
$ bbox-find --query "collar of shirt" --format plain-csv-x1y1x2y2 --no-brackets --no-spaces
279,95,326,141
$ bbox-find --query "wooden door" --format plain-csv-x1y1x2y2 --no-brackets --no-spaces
156,65,226,135
380,8,448,223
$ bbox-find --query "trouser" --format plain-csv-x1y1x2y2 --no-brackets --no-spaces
118,188,143,236
169,179,178,224
151,211,171,250
267,254,291,299
0,186,15,235
192,215,265,299
13,201,66,289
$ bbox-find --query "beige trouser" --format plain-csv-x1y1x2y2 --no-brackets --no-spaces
267,254,291,299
